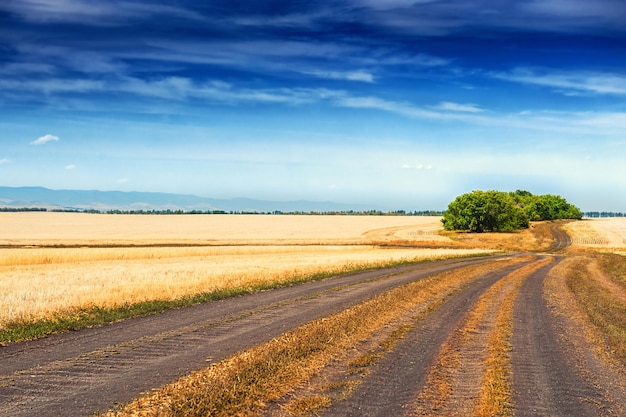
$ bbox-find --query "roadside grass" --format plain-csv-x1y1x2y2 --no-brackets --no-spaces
598,252,626,293
1,244,493,334
567,253,626,364
445,221,558,253
101,257,528,417
1,257,463,344
1,286,255,344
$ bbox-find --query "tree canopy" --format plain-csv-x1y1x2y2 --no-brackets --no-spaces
442,190,582,232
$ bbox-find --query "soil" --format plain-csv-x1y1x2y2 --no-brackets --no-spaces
314,260,534,417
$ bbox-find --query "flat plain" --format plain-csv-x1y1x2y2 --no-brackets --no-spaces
2,214,626,417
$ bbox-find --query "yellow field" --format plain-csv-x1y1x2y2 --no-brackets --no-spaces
0,213,491,327
564,218,626,252
0,212,447,246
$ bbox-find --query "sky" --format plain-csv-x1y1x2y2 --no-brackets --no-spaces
1,0,625,211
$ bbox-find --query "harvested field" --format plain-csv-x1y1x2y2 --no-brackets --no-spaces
564,218,626,251
0,213,492,328
0,212,445,246
0,244,486,326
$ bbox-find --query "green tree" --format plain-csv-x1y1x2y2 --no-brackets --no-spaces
442,189,581,232
533,194,582,220
442,190,528,232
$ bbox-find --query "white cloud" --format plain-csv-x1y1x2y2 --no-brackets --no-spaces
401,163,433,170
306,70,375,83
0,62,56,76
0,78,104,94
520,0,624,19
1,0,203,25
436,101,484,113
357,0,439,10
31,134,59,145
65,164,76,170
0,158,11,165
335,95,443,119
117,178,129,184
4,72,624,139
491,68,626,96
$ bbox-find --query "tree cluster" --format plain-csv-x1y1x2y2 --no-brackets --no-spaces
442,190,582,233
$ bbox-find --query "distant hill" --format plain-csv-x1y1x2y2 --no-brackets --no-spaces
0,186,376,213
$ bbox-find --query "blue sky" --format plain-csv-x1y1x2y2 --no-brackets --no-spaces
1,0,625,211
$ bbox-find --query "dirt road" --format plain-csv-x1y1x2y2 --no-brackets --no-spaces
0,255,512,417
313,256,623,417
301,232,626,416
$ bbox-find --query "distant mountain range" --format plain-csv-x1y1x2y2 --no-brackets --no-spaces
0,186,377,213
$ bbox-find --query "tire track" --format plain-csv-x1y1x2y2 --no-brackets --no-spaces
317,257,539,417
546,221,572,253
511,258,614,416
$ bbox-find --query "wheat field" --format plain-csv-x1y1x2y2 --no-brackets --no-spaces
564,218,626,251
0,213,490,327
0,212,447,246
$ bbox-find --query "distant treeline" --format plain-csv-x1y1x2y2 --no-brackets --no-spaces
0,207,47,212
584,212,626,218
4,207,626,218
0,207,444,216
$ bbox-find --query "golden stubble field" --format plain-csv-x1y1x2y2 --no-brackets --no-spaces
0,212,489,327
564,218,626,254
4,213,623,330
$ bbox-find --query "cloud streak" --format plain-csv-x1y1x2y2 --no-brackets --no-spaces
435,102,484,113
31,134,59,145
492,68,626,96
3,73,624,138
2,0,204,25
306,70,375,83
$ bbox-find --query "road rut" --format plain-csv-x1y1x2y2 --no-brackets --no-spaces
305,253,625,415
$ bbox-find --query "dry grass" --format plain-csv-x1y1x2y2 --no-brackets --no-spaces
445,221,557,252
103,257,528,417
544,254,626,414
474,260,554,416
281,395,331,416
0,245,489,327
565,254,626,364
